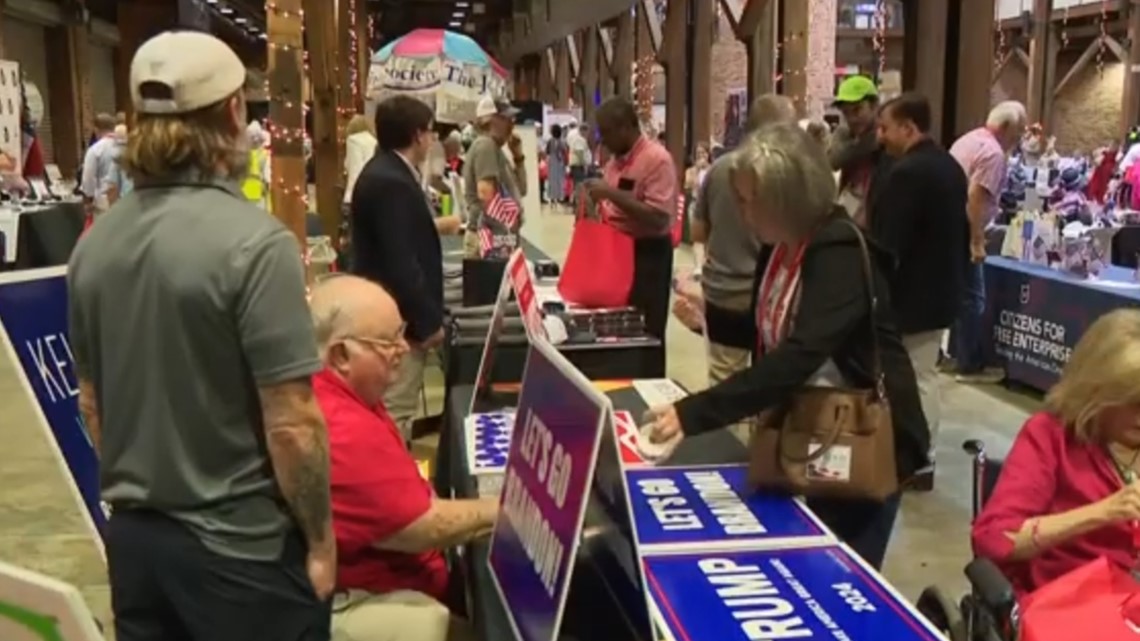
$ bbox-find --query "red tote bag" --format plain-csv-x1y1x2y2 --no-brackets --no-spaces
558,200,635,308
1020,557,1140,641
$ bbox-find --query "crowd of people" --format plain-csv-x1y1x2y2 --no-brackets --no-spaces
62,27,1140,641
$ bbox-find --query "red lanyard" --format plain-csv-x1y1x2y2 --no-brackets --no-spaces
756,242,808,354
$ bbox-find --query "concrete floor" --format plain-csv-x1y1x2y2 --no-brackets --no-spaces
0,205,1040,633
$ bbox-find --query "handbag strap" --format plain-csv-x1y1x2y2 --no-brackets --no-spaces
836,217,887,402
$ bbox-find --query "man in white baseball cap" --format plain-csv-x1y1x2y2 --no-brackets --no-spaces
68,30,335,641
461,95,527,257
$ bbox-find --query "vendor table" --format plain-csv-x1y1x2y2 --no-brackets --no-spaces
443,382,748,641
0,201,85,270
984,256,1140,391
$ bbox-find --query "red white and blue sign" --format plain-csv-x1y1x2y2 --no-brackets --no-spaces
0,267,104,552
644,545,947,641
488,339,607,641
626,464,833,552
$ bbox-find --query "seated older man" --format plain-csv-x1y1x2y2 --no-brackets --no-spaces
310,275,498,641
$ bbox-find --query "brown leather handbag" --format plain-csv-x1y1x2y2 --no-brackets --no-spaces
747,222,899,502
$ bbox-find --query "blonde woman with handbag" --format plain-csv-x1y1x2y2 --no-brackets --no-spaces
648,122,930,570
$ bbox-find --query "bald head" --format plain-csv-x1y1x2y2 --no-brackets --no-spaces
310,275,400,356
746,95,796,135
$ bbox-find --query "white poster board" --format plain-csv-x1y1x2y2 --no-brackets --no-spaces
0,61,23,170
0,561,103,641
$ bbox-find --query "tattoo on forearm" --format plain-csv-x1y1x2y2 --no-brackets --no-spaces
78,380,102,457
259,380,333,549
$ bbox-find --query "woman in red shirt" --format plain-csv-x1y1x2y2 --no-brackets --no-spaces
972,309,1140,598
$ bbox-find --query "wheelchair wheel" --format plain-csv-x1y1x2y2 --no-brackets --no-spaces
917,586,969,641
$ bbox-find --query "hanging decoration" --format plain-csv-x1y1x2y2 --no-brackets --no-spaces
871,0,887,81
994,17,1009,78
1060,5,1070,52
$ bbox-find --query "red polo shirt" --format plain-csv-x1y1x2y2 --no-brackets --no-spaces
313,369,448,600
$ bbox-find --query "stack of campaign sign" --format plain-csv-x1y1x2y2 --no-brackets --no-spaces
479,332,947,641
465,410,516,497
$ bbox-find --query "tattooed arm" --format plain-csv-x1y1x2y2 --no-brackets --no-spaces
77,378,101,457
376,497,499,554
258,379,335,557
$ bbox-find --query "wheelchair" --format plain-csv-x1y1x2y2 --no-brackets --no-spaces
915,440,1018,641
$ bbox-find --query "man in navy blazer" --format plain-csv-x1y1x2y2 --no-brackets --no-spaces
350,96,449,444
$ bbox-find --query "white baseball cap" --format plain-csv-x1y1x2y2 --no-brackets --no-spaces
475,95,520,120
130,31,246,115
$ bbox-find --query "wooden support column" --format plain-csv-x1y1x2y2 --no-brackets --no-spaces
354,0,370,111
305,0,341,237
615,11,635,99
691,0,714,148
45,23,93,179
1026,0,1054,127
779,0,836,118
661,0,687,178
953,0,996,137
579,27,600,123
902,0,949,142
1124,0,1140,137
538,47,556,104
599,27,616,100
1041,30,1060,132
554,41,571,108
267,0,307,245
720,0,777,106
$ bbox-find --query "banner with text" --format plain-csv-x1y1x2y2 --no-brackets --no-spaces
627,464,832,552
367,57,506,124
0,268,104,546
488,340,607,641
507,250,547,343
644,546,946,641
984,257,1140,391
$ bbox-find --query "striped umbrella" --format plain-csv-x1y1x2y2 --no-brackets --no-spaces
369,29,509,123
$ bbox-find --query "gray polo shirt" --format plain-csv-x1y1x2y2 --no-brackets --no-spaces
463,134,526,231
692,152,762,304
67,176,321,561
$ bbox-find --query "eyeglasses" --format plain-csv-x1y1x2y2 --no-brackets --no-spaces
344,323,407,354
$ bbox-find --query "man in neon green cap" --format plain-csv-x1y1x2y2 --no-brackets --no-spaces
829,75,889,227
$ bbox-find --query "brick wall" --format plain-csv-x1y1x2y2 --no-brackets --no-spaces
709,12,748,142
992,52,1123,154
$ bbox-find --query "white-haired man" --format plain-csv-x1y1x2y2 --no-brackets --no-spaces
310,275,497,641
948,100,1026,383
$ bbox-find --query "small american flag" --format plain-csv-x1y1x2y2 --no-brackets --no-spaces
478,226,495,257
485,191,521,231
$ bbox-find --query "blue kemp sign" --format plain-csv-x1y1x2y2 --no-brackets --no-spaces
0,268,104,549
626,464,833,552
644,546,947,641
488,339,607,641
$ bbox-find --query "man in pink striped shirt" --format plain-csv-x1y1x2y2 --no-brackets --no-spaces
948,101,1026,381
584,97,679,339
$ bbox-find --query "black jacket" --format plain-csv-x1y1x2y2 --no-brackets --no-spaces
869,139,969,334
350,149,443,342
678,213,930,482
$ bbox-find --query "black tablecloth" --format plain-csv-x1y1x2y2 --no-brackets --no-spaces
441,384,748,641
1112,225,1140,268
5,202,85,269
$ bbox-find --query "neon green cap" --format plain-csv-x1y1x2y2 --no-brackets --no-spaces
833,75,879,105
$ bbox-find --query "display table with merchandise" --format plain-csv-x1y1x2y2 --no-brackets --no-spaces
984,256,1140,391
440,236,665,383
441,380,750,641
0,201,85,270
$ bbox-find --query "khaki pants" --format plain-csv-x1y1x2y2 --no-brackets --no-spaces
384,347,428,444
707,290,754,441
706,290,754,384
331,590,477,641
902,330,944,461
463,230,480,259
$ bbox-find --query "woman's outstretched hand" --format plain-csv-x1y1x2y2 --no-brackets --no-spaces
638,405,685,462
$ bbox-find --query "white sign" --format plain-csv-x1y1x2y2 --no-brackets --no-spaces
0,561,104,641
0,61,23,171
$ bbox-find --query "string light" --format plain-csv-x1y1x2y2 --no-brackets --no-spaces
871,0,887,81
348,0,360,108
634,54,655,125
994,15,1009,78
1060,5,1070,52
772,31,808,107
1096,0,1109,78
